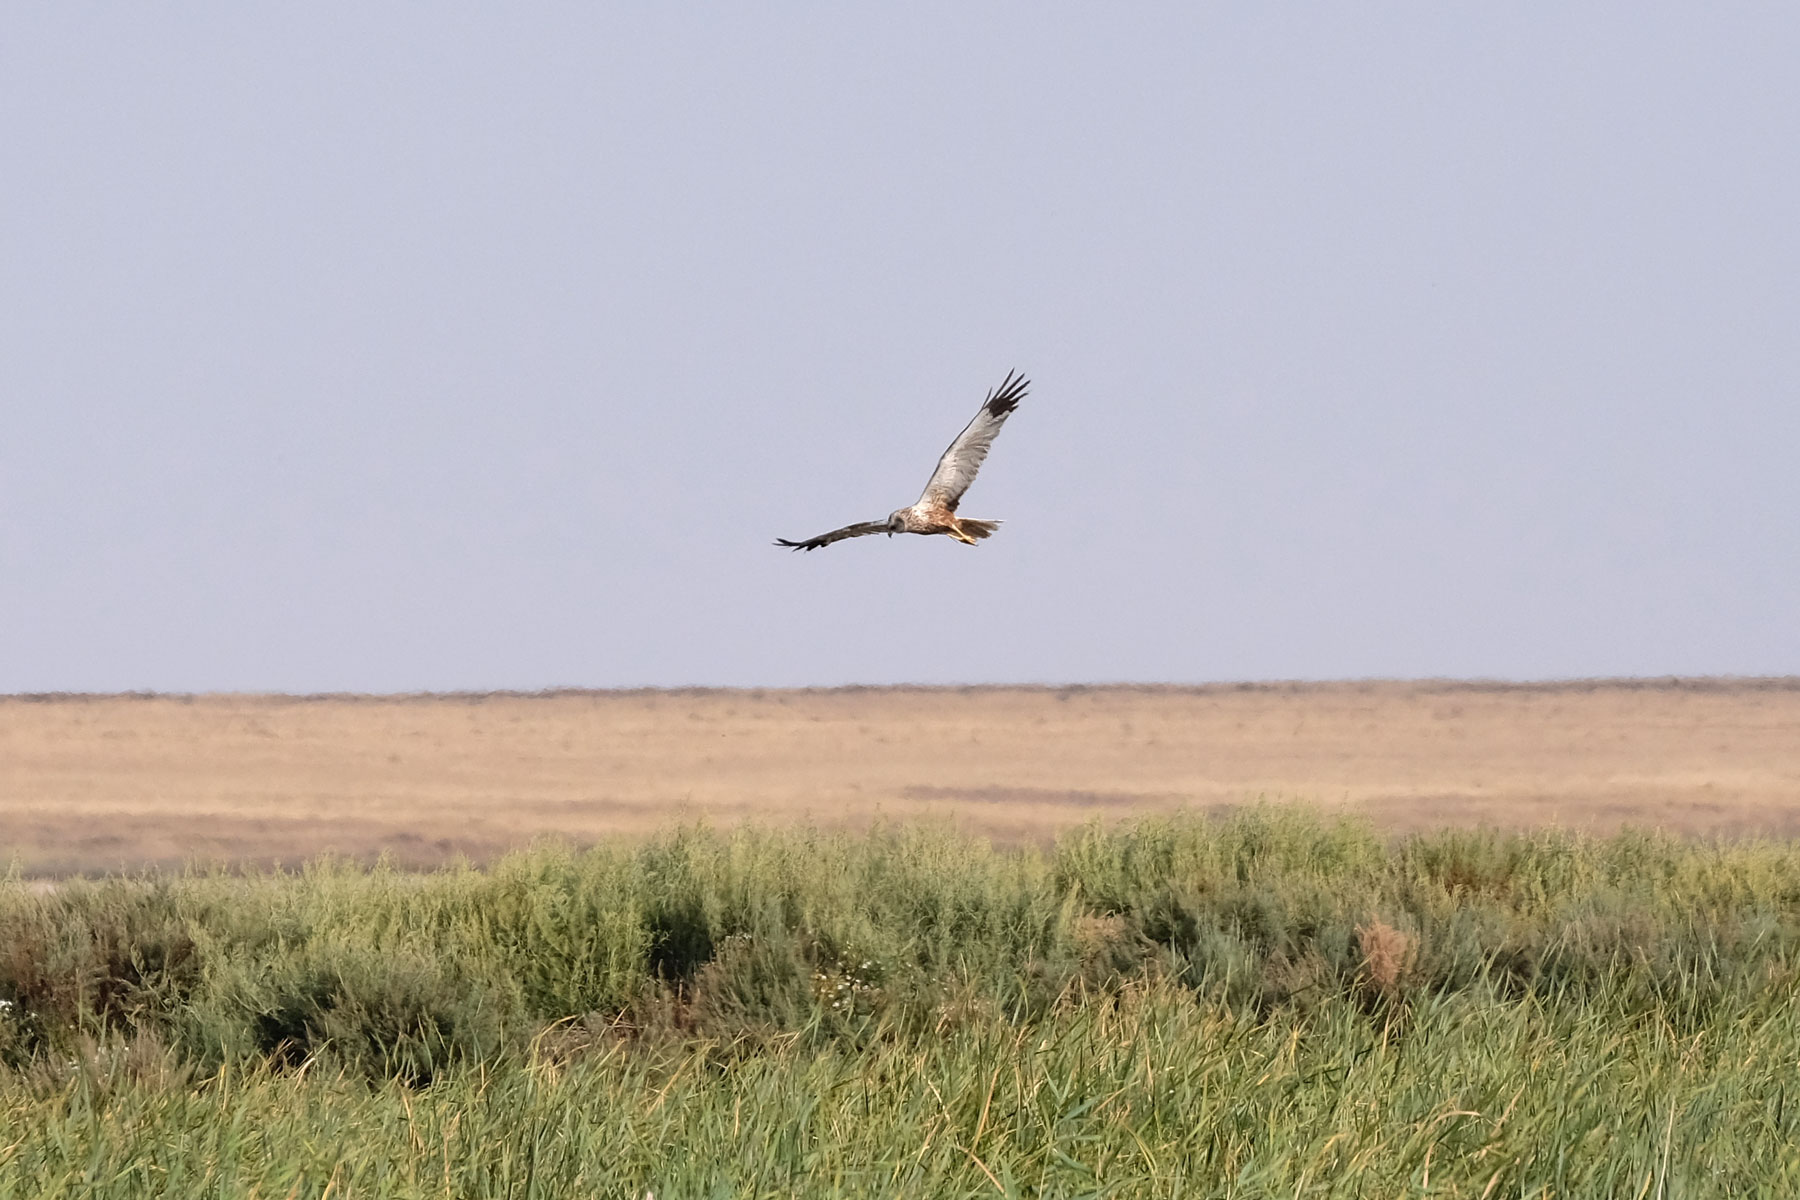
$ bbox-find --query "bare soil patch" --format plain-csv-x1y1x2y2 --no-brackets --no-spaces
3,680,1797,874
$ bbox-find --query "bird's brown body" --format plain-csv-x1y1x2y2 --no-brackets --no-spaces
896,504,998,545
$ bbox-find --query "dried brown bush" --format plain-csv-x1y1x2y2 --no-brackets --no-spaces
1354,917,1417,997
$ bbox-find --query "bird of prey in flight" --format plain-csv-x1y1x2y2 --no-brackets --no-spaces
777,371,1029,552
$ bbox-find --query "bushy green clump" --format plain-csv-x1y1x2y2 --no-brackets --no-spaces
5,807,1800,1076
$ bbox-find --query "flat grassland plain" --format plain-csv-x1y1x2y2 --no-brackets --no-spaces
2,678,1798,874
5,680,1800,1196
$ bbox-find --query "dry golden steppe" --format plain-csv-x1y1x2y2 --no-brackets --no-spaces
2,680,1797,874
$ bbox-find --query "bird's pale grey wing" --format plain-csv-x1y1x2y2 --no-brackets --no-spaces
916,370,1029,511
774,519,890,552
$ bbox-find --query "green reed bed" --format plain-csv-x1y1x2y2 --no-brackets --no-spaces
2,808,1799,1197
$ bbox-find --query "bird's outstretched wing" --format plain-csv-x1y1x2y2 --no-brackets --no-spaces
775,520,890,552
916,370,1029,511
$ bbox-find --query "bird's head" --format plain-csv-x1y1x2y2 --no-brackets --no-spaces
885,509,907,536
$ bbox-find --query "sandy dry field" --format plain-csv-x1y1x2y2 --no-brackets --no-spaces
2,680,1797,875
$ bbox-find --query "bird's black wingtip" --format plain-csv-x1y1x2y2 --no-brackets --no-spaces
985,369,1030,417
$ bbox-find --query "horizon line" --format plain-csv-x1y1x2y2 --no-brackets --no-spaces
5,674,1799,704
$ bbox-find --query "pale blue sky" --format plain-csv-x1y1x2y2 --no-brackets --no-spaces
3,6,1796,691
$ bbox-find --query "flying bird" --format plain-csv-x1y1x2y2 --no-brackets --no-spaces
776,371,1029,552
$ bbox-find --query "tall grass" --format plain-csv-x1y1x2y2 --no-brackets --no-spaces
3,806,1799,1195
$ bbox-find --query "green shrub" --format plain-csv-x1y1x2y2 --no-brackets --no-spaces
4,807,1800,1086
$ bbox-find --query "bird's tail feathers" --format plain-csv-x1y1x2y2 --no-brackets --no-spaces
956,518,1001,541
